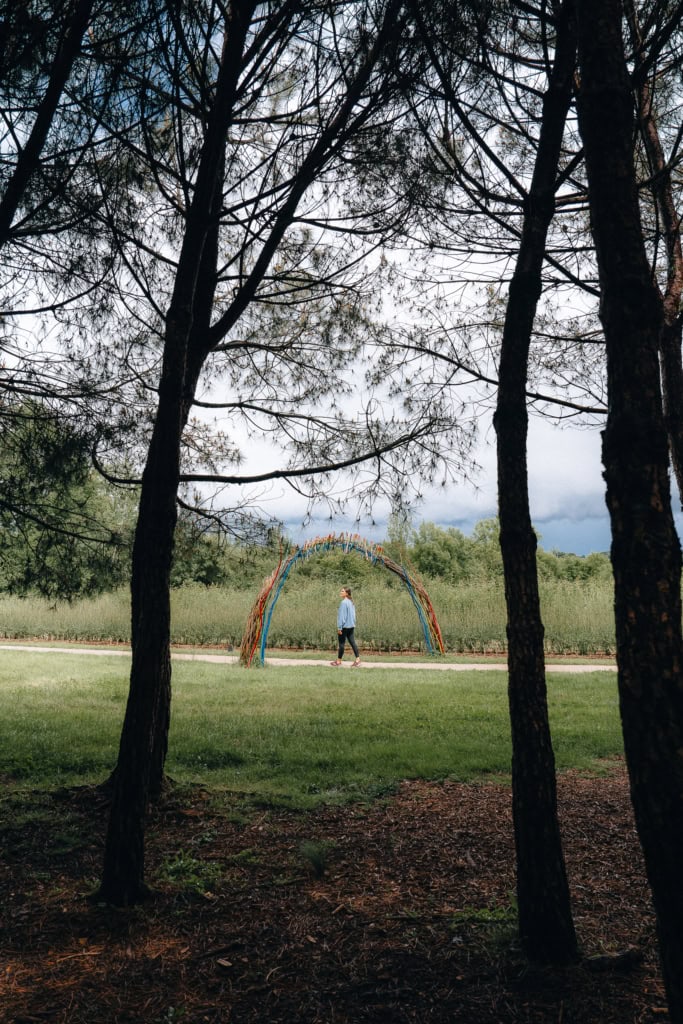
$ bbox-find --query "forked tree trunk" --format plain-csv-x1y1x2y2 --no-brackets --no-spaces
493,0,578,964
96,0,424,906
576,2,683,1019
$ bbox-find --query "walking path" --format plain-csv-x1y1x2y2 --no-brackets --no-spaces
0,644,616,672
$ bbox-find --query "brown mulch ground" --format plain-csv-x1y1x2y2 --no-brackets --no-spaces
0,760,668,1024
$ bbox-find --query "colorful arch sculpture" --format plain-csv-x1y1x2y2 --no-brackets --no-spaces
239,532,445,666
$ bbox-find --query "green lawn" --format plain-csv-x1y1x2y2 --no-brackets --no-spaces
0,651,623,807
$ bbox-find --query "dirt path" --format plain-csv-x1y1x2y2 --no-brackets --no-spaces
0,643,615,672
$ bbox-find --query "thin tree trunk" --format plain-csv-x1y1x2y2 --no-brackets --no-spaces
576,2,683,1019
147,149,224,799
659,319,683,501
0,0,95,247
493,0,578,965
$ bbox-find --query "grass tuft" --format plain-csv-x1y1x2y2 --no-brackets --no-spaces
299,839,336,878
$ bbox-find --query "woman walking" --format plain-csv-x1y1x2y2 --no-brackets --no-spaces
331,586,361,667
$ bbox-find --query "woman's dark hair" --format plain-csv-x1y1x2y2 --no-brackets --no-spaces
342,586,353,600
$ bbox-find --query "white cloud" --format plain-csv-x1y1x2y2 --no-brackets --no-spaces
527,418,606,522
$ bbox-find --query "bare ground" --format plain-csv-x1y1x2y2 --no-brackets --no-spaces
0,760,669,1023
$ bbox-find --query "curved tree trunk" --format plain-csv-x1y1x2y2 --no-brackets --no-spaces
493,0,578,965
576,2,683,1019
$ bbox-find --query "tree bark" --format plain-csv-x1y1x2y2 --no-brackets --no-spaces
576,1,683,1018
493,0,578,964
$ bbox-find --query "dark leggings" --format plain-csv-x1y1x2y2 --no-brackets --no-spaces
337,627,359,660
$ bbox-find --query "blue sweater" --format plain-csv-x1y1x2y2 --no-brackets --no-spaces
337,597,356,630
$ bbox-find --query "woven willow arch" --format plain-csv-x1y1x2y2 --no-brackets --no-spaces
239,533,445,666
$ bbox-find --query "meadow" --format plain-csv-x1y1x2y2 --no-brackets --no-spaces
0,649,622,804
0,574,617,654
1,647,654,1024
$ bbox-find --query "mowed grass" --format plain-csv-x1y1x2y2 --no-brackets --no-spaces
0,651,623,807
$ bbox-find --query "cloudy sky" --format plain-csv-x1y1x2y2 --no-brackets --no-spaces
430,416,612,555
250,412,615,556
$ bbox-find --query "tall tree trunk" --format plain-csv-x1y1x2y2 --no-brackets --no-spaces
576,2,683,1019
493,0,578,964
97,0,407,904
95,5,255,905
625,0,683,502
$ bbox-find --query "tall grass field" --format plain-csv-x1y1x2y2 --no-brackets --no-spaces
0,651,622,806
0,576,616,655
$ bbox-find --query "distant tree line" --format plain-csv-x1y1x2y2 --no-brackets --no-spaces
0,407,611,597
